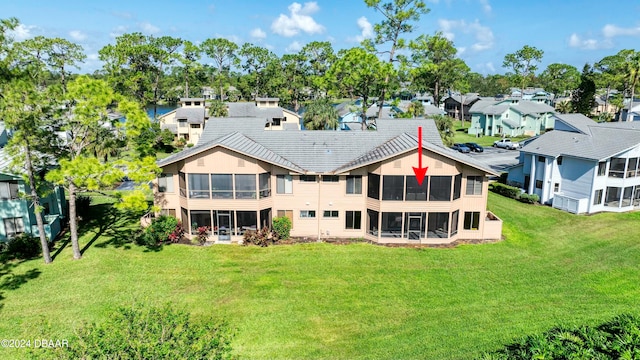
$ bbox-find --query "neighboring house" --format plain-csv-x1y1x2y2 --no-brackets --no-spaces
507,113,640,214
442,93,481,121
396,101,446,117
468,98,556,137
159,98,208,144
366,103,400,121
160,97,301,144
509,87,552,105
153,118,502,245
335,101,364,131
0,147,66,242
618,100,640,122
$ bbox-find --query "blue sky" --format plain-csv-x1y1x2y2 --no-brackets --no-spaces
3,0,640,75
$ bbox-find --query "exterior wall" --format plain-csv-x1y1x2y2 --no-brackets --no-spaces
154,146,501,244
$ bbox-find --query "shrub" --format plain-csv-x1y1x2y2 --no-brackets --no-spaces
518,193,539,204
497,172,508,184
2,234,41,260
478,313,640,359
58,303,234,360
489,182,521,199
195,226,210,245
272,216,292,240
243,227,277,247
137,215,182,246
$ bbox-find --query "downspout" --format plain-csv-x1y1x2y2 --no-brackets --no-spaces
317,175,322,241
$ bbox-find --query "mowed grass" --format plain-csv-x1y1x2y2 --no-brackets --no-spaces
1,193,640,359
452,120,532,147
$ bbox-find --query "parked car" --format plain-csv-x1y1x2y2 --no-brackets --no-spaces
451,143,471,153
493,138,520,150
465,142,484,152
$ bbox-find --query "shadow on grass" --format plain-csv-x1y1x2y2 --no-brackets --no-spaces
0,260,41,312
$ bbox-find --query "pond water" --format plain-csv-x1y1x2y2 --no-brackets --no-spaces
145,104,177,120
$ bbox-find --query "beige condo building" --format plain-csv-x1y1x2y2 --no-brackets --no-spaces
153,117,502,244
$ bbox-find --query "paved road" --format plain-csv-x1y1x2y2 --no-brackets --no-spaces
465,146,521,174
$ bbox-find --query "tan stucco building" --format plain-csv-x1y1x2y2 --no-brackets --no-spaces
159,97,301,145
153,118,502,245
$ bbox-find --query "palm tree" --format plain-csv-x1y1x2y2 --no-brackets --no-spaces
556,100,573,114
406,101,425,118
208,100,228,117
303,99,339,130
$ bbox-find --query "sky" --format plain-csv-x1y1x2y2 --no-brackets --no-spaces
3,0,640,75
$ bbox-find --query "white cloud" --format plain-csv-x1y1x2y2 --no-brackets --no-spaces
109,25,128,38
250,28,267,40
355,16,373,42
87,53,99,61
602,24,640,38
139,22,160,34
479,0,491,15
271,2,325,37
69,30,87,41
9,24,37,41
438,19,494,52
286,40,303,53
568,33,611,50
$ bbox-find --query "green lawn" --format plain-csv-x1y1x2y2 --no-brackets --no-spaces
452,120,532,147
1,194,640,359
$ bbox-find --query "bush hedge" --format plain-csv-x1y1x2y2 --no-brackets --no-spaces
137,215,184,246
272,216,292,240
58,304,234,359
478,313,640,359
489,182,539,204
1,234,41,260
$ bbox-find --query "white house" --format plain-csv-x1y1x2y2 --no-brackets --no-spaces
507,113,640,214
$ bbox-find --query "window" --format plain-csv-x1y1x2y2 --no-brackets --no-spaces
235,174,256,199
276,175,293,194
260,208,272,229
185,101,192,106
557,156,563,165
597,161,607,176
554,183,560,192
236,211,258,234
367,209,379,235
346,175,362,194
451,210,459,236
465,176,483,195
593,189,603,205
190,124,200,129
429,176,452,201
323,210,339,218
605,187,621,207
322,175,339,182
627,158,638,177
158,174,174,193
453,174,462,200
259,172,271,198
178,119,187,128
609,158,626,178
538,156,545,163
535,180,543,189
427,212,449,238
367,173,380,200
381,212,403,238
277,210,293,229
405,176,427,201
160,209,177,217
463,212,480,230
345,211,361,230
3,217,25,237
622,186,633,207
382,175,404,201
300,175,317,182
188,174,210,199
190,210,212,234
211,174,233,199
300,210,316,218
179,172,186,197
0,181,19,200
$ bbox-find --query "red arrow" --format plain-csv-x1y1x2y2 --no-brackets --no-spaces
412,126,428,185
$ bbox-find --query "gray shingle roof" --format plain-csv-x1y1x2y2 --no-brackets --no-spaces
553,113,596,135
175,107,206,124
521,121,640,161
227,102,284,119
158,117,496,175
